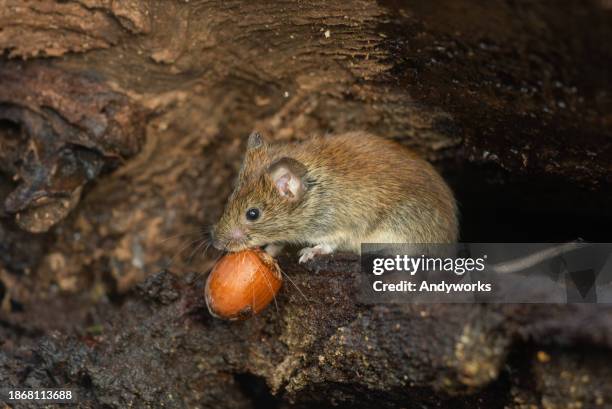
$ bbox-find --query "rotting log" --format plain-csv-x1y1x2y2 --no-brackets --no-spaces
0,63,147,233
2,258,612,408
1,1,612,408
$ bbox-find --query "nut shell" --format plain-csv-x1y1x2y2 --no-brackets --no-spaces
205,249,282,320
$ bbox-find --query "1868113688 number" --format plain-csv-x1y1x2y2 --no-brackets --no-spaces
6,389,74,402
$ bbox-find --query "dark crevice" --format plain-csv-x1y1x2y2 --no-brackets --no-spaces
234,373,280,409
444,162,612,242
0,118,21,134
0,278,5,307
0,118,26,175
503,342,544,406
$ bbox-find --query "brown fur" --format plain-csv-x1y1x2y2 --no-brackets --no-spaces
212,132,458,254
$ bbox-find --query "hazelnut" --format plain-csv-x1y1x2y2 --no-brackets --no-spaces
205,249,282,320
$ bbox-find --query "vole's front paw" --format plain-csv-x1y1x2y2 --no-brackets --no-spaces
298,244,333,263
264,243,284,257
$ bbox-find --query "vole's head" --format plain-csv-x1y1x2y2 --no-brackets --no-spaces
212,132,309,252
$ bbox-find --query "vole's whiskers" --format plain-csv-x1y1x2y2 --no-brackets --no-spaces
279,268,310,303
166,236,204,269
187,230,215,266
159,228,206,244
187,238,207,265
260,267,280,315
193,250,223,282
161,224,217,270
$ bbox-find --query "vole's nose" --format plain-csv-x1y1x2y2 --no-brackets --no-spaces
230,228,245,241
211,227,245,251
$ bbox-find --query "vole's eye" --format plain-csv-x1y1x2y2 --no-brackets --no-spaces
245,208,260,221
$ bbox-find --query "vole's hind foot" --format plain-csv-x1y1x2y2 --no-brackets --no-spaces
298,244,334,263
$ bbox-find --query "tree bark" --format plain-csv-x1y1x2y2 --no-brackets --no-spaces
1,1,612,408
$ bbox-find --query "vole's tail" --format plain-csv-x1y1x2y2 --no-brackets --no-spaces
492,241,588,274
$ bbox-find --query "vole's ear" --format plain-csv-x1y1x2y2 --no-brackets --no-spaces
268,157,308,202
238,131,268,183
247,131,264,150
